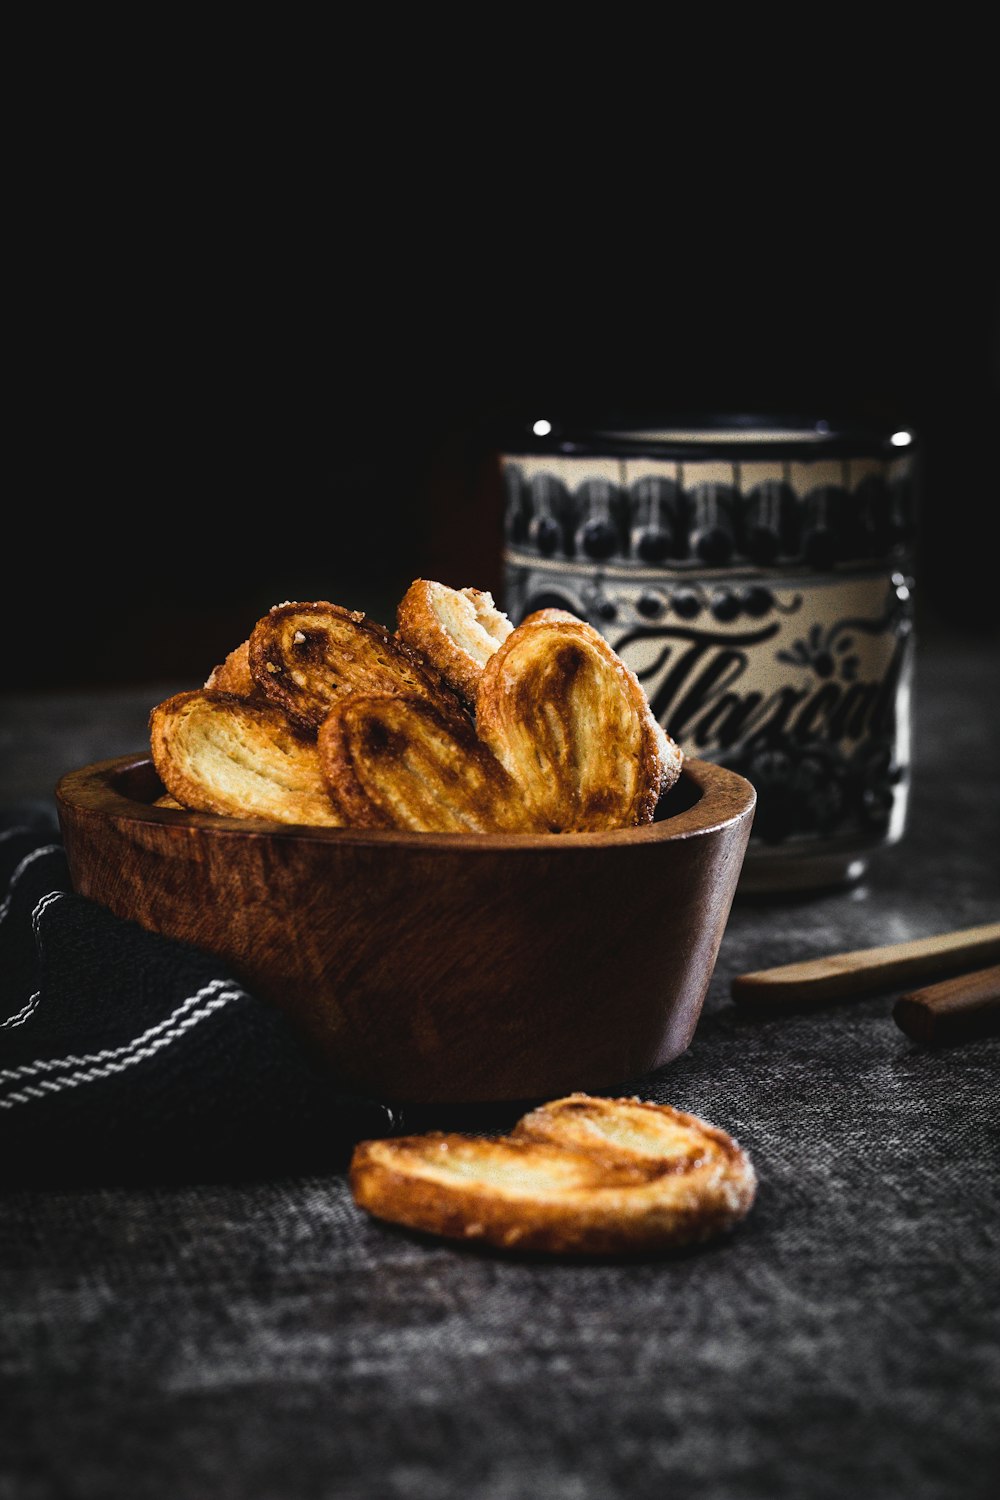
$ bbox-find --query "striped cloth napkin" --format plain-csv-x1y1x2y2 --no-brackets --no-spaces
0,823,400,1186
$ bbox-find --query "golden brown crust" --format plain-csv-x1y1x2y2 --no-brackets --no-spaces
513,1094,742,1174
152,793,185,809
396,579,514,704
153,587,680,834
149,689,344,826
317,693,538,833
519,612,683,801
205,640,254,696
518,608,582,628
249,601,464,735
475,615,682,832
349,1097,756,1255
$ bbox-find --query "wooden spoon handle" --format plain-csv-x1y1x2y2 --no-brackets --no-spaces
731,921,1000,1007
893,964,1000,1045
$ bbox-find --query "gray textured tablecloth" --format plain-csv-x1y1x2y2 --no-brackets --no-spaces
2,628,998,1500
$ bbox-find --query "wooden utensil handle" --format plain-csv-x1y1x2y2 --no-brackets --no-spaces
892,964,1000,1045
731,922,1000,1007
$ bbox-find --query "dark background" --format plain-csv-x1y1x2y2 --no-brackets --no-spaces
8,191,998,693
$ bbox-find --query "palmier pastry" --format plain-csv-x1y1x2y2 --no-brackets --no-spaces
150,689,343,826
476,614,682,832
249,601,460,735
349,1095,756,1254
205,639,254,697
317,693,536,833
396,579,514,704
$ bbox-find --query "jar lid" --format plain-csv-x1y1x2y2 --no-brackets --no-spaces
500,411,917,462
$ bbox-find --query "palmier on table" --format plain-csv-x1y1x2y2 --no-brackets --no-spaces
349,1094,757,1254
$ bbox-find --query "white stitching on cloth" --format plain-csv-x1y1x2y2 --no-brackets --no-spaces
0,982,246,1108
0,846,63,929
31,889,65,937
0,977,243,1086
0,991,41,1030
0,892,65,1029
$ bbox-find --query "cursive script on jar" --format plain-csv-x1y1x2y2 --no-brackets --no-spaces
613,621,908,755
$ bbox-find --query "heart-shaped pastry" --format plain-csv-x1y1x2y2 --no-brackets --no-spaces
349,1093,756,1255
476,615,682,832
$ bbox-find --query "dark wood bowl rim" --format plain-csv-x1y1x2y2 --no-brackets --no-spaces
56,755,755,852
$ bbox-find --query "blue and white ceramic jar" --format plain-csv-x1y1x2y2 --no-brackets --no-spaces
499,414,918,892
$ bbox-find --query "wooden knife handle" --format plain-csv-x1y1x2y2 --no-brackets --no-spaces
892,964,1000,1045
731,921,1000,1007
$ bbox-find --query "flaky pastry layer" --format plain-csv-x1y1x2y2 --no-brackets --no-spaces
205,640,254,697
397,579,514,704
149,689,343,825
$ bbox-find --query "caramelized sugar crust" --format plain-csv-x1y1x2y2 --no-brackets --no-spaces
250,601,462,734
317,693,539,833
151,591,684,834
476,615,681,832
205,640,254,697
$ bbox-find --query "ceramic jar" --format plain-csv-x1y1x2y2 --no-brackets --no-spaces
499,414,918,892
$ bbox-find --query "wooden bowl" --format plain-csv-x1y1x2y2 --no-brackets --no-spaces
56,756,756,1104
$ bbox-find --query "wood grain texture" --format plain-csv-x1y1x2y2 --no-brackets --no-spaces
56,756,756,1104
892,964,1000,1045
730,922,1000,1008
